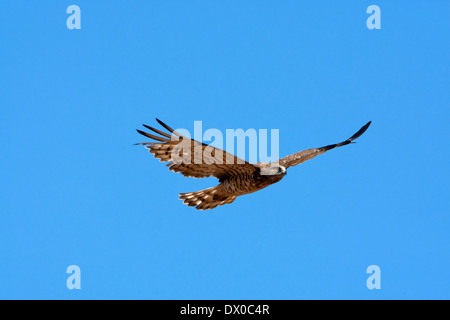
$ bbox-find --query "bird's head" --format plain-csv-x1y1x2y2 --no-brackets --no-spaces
259,165,287,176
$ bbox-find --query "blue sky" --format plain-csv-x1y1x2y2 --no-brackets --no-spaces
1,1,449,299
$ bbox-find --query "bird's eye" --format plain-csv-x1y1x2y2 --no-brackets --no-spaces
273,167,279,173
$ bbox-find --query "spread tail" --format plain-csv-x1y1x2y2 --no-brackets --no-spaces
179,186,236,210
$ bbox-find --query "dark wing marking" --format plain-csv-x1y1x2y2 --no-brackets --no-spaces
277,121,371,169
136,119,258,179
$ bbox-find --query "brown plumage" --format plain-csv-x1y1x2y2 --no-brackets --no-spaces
136,119,371,210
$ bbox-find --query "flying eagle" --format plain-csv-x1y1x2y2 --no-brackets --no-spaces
136,119,371,210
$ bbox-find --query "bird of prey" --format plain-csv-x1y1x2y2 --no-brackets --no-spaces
136,119,371,210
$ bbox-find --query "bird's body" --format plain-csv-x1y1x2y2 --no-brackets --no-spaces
177,163,286,210
219,163,285,195
136,119,371,210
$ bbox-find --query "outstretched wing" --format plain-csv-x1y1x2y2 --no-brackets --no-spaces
136,119,257,179
277,121,371,169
